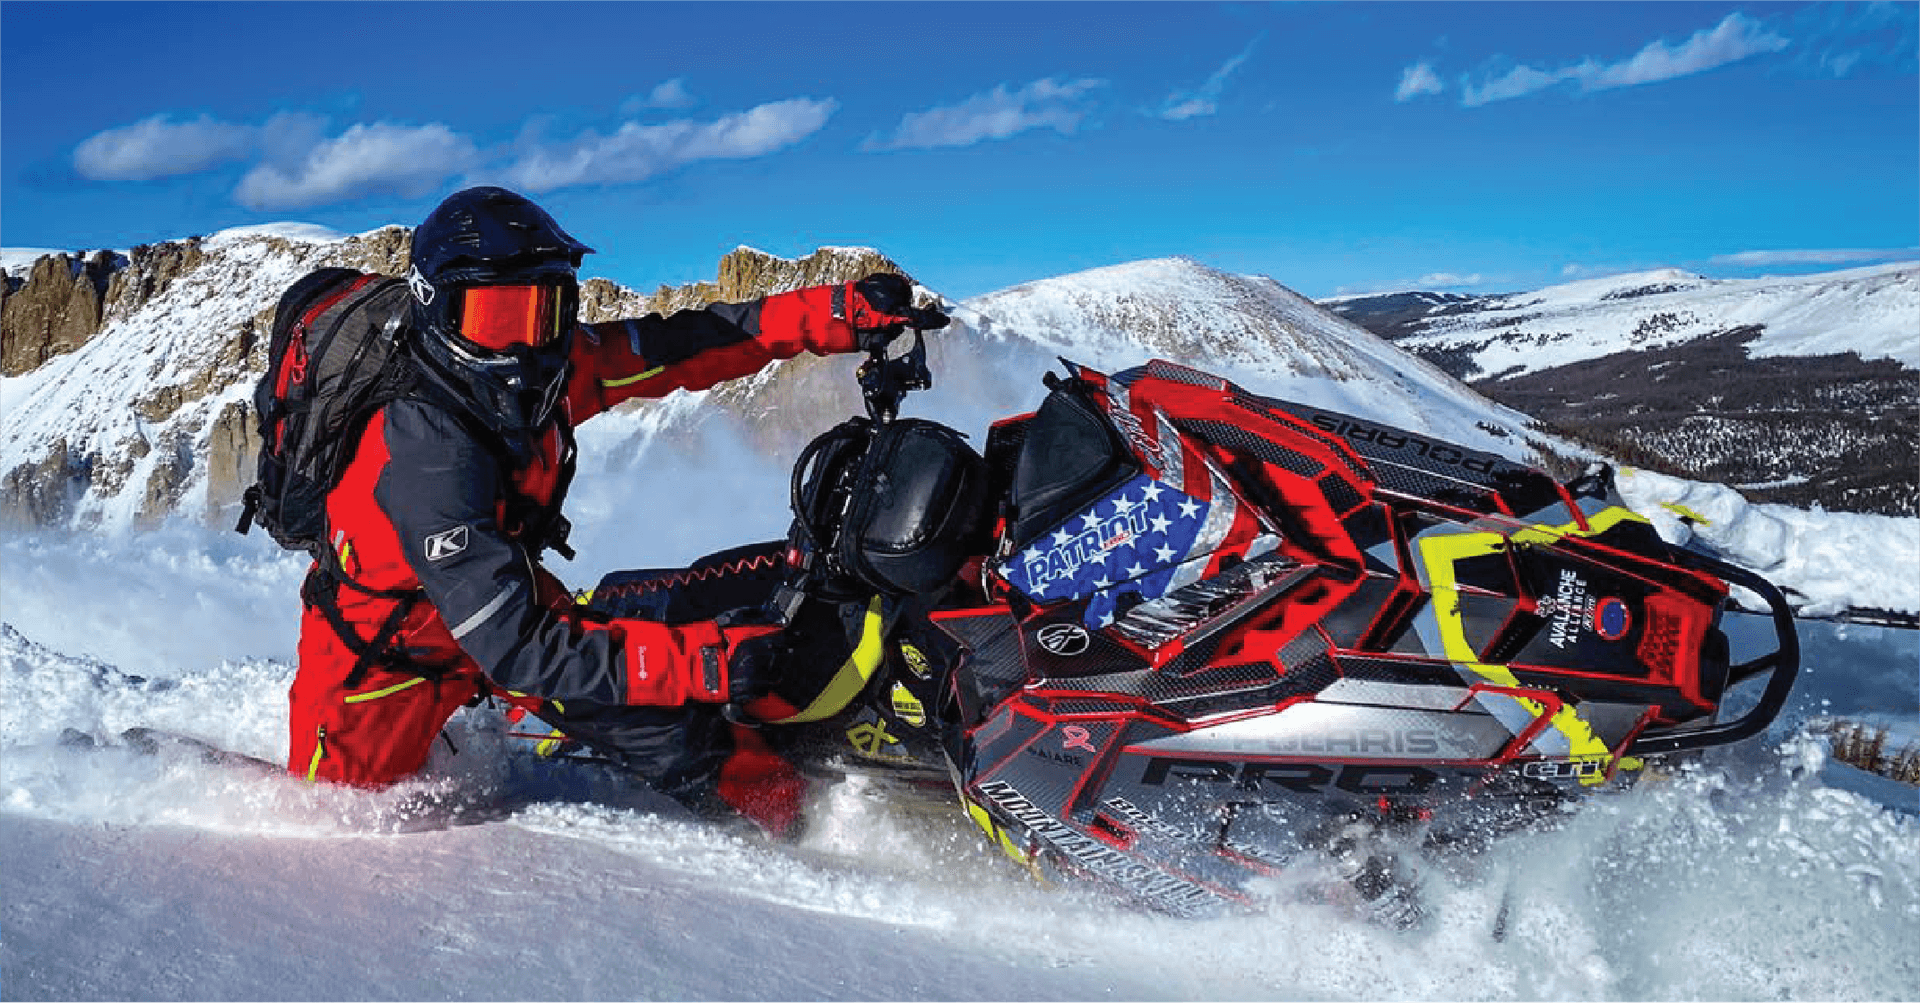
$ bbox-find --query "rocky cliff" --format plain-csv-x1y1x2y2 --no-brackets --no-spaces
3,250,121,376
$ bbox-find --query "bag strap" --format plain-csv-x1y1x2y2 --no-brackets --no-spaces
301,563,457,690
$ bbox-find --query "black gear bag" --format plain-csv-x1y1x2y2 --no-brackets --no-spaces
787,416,991,601
234,268,415,558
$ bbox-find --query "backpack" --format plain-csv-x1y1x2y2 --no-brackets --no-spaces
234,268,416,559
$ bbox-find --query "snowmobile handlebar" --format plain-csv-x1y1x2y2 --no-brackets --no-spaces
1626,547,1801,756
857,327,932,423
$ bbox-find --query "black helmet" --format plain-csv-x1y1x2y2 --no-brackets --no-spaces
406,186,595,441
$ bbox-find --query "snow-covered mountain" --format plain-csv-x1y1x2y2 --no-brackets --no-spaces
1325,264,1920,516
1,230,1541,534
1329,264,1919,377
0,224,412,528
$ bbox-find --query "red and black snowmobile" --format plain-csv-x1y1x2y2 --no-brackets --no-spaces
587,334,1800,918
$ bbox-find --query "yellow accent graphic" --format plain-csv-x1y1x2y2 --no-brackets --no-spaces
898,641,931,679
601,364,666,389
343,676,428,703
1659,501,1714,527
534,728,571,757
1416,506,1651,784
847,719,905,759
890,683,926,727
573,587,595,606
768,597,887,724
305,725,326,782
965,801,1044,876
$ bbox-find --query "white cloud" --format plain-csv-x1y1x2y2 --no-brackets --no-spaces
1158,38,1259,120
867,77,1105,150
1584,12,1789,91
72,114,257,180
500,97,837,191
1711,247,1920,267
1416,272,1484,288
1330,272,1491,297
1461,12,1789,107
75,94,835,209
1462,63,1582,107
233,122,478,210
1394,62,1445,102
620,78,697,115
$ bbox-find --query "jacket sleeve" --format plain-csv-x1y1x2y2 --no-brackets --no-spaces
373,398,734,707
565,285,860,422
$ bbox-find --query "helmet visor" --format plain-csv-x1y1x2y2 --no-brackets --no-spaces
457,284,568,351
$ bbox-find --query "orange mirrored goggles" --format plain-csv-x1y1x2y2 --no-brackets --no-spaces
457,284,570,351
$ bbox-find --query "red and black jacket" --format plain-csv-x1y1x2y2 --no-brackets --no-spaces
316,285,863,708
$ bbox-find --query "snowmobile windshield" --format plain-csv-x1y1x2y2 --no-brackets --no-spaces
457,284,568,351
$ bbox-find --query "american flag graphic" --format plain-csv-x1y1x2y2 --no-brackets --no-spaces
1000,380,1285,632
1004,472,1242,629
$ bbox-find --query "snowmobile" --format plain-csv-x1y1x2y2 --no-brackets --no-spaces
584,332,1801,919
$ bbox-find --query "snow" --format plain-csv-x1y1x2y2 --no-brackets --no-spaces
1617,467,1920,617
1402,261,1920,377
2,503,1916,999
204,221,350,245
955,257,1539,460
1507,268,1712,306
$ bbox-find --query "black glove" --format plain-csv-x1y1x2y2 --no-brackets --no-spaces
845,273,950,351
715,607,791,722
723,629,783,706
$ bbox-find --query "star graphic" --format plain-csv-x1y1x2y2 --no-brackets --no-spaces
1112,493,1135,514
1178,498,1202,519
1096,610,1115,628
1149,514,1172,534
1125,562,1147,579
1080,512,1102,532
1088,548,1110,564
1140,481,1164,503
1154,544,1177,563
1052,527,1074,547
1094,576,1112,589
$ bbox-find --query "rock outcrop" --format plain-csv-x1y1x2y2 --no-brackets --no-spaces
2,251,121,375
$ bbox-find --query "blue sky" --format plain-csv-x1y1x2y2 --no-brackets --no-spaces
3,1,1915,300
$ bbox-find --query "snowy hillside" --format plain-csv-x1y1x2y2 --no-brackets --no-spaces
1377,263,1919,381
949,257,1532,453
0,224,411,528
1325,263,1920,517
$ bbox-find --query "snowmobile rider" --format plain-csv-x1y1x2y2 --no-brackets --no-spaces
287,185,948,835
